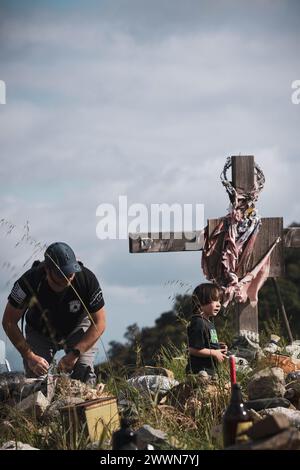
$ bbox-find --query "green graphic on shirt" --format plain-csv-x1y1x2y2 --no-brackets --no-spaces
210,328,218,344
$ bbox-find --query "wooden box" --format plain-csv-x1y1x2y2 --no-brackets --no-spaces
60,396,120,448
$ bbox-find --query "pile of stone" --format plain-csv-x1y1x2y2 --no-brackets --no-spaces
246,366,300,414
0,372,108,417
0,367,180,451
227,360,300,449
228,413,300,450
0,372,109,450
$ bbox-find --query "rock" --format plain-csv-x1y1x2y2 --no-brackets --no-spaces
264,335,282,354
247,413,289,440
227,428,300,450
284,388,298,408
260,407,300,428
126,375,179,398
4,373,56,403
0,372,36,401
230,333,262,361
197,370,210,380
135,424,167,449
0,373,58,404
285,381,300,409
245,397,291,411
133,366,174,380
20,379,46,401
271,334,281,343
234,357,252,373
247,367,285,400
264,344,279,354
0,440,39,450
16,391,50,419
286,341,300,359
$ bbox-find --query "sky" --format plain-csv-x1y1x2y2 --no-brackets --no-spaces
0,0,299,370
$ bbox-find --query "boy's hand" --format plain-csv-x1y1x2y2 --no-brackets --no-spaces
219,342,228,354
212,349,227,362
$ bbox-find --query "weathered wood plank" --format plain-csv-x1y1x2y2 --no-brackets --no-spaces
129,230,204,253
128,224,296,254
254,217,283,277
232,155,254,191
234,300,258,337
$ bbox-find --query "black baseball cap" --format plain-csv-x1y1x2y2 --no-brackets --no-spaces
44,242,82,277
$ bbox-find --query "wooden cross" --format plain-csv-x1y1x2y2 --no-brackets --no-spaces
129,156,300,344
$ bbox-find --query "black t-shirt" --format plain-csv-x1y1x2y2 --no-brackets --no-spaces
8,262,105,342
186,314,220,373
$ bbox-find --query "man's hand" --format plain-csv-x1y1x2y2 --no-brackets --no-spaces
26,352,50,376
212,349,227,363
58,351,79,373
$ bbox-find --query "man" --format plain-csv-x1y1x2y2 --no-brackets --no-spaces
2,242,106,384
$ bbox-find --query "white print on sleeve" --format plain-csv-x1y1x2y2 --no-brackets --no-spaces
10,282,27,305
90,288,103,308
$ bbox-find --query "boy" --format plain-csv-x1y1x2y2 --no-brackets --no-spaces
186,283,227,375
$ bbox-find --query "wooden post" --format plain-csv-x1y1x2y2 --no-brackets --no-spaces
231,156,284,342
232,155,255,191
232,156,258,340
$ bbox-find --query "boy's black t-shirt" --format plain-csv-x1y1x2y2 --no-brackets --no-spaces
186,314,220,373
8,262,105,342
